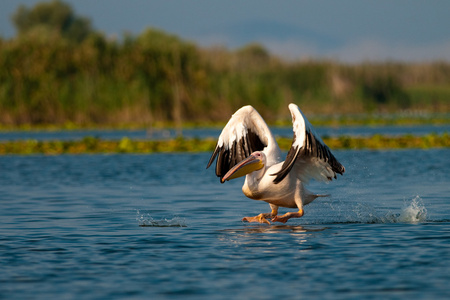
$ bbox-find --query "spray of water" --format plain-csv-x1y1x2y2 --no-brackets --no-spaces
136,210,187,227
396,195,428,223
352,195,427,224
135,196,427,227
304,195,428,225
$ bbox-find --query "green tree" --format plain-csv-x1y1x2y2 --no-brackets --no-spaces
11,0,93,43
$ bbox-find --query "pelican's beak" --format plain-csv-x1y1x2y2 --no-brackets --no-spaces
221,154,264,183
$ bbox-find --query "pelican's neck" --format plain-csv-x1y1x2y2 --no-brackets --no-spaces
243,167,266,194
249,166,266,182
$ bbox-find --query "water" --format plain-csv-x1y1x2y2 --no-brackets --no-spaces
0,124,448,141
1,149,449,299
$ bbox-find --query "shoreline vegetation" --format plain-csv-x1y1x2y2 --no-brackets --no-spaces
0,133,448,155
1,1,450,130
1,0,449,156
0,111,449,132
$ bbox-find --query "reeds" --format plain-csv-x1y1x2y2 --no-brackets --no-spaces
1,27,449,128
0,133,447,155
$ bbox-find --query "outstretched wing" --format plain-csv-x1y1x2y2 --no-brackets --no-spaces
272,103,345,184
206,105,281,182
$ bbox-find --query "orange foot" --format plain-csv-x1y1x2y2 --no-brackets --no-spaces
271,209,304,224
242,213,271,224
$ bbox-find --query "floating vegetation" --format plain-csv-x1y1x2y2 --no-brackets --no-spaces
0,133,448,155
317,133,450,151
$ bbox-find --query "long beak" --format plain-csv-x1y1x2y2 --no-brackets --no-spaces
221,154,264,183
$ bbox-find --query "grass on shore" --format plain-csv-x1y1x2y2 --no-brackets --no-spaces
0,133,448,155
0,112,448,131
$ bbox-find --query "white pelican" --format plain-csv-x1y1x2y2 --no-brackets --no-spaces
206,103,345,224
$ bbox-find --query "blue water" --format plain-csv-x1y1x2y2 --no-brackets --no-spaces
0,124,448,141
1,149,449,299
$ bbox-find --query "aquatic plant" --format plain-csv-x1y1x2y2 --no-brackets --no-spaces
0,133,447,155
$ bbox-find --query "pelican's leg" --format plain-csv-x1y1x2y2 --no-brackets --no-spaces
272,208,304,223
242,205,278,224
272,185,306,223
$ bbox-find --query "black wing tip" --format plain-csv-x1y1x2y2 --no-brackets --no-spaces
270,171,282,184
271,146,300,184
206,156,213,169
334,163,346,176
330,165,345,181
206,145,219,169
272,174,285,184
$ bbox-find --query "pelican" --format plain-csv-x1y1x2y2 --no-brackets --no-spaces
206,103,345,224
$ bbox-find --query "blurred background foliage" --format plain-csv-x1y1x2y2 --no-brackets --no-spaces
0,0,449,128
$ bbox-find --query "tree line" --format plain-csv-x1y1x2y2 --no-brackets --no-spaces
1,0,449,127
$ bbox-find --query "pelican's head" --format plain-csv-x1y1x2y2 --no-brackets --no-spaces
221,151,265,183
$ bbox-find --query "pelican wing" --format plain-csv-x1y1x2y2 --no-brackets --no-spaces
273,104,345,184
207,105,281,182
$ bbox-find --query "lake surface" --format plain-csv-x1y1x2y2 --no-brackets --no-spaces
1,149,449,299
1,124,449,141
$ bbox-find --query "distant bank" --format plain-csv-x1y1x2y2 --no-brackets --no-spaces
0,134,448,155
1,2,449,127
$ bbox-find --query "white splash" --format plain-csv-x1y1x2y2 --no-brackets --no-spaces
396,195,428,223
305,195,428,224
353,195,428,224
136,210,187,227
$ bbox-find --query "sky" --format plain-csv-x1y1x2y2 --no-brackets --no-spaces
1,0,450,62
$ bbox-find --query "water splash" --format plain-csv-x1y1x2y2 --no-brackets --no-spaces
396,195,428,223
352,195,427,224
305,195,428,225
136,210,187,227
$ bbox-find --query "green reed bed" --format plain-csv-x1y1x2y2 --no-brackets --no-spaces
0,133,448,155
1,1,449,127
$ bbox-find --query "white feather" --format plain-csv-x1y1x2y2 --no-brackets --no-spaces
207,103,345,222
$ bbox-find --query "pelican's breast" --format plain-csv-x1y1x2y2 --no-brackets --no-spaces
242,163,297,208
242,184,264,200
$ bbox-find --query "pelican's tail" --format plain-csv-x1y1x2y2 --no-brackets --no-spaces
303,192,330,205
316,194,330,198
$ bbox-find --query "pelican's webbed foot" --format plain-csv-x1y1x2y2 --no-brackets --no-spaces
271,209,304,224
242,213,271,224
242,207,279,224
